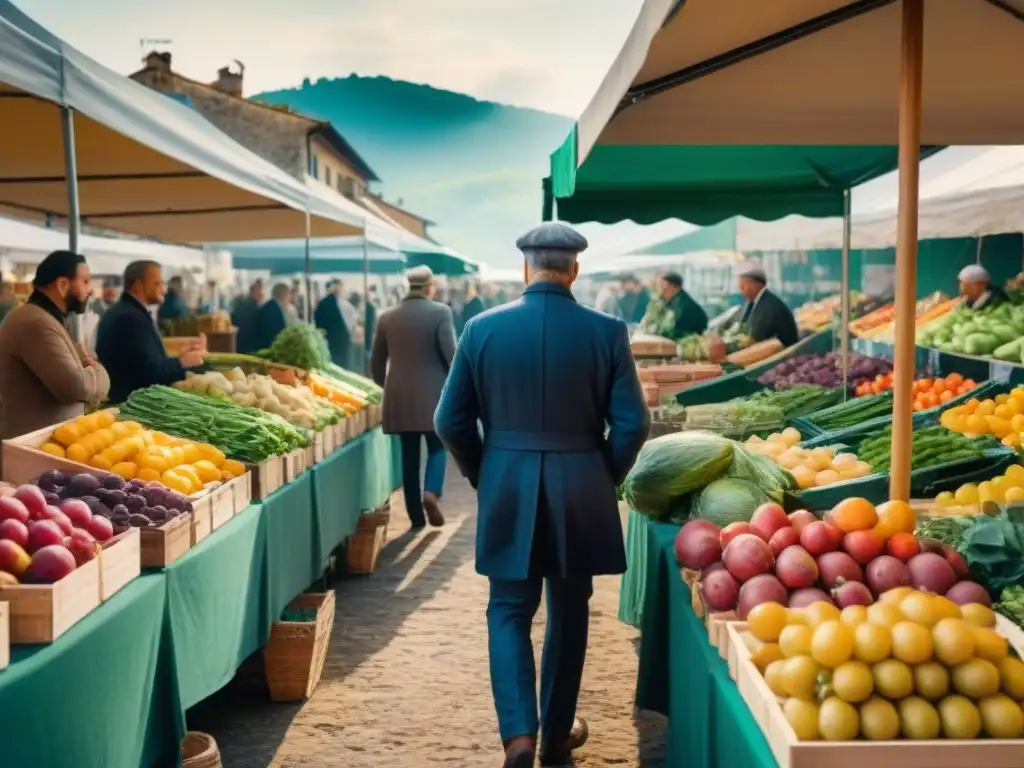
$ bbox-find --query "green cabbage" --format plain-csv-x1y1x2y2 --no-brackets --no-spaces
622,431,733,518
727,443,796,498
692,477,772,528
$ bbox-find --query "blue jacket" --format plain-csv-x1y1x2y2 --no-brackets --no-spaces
96,295,186,404
256,300,287,351
434,281,650,580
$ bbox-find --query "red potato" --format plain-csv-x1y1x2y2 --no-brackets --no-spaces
25,519,63,553
945,581,992,607
13,485,47,519
719,522,753,549
749,503,790,542
24,545,76,584
907,552,957,595
775,545,819,589
768,527,801,557
737,573,788,620
0,518,29,548
865,555,911,597
788,588,834,609
833,580,874,608
722,534,775,583
787,510,818,534
674,520,723,571
842,529,886,566
701,568,740,612
800,521,841,557
86,515,114,543
0,496,30,525
817,551,864,589
67,529,98,567
59,499,92,530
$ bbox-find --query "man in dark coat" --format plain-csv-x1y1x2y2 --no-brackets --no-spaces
435,222,649,768
734,267,799,347
96,260,205,404
314,281,351,367
256,282,293,350
158,275,189,322
958,265,1009,310
371,266,456,528
231,281,264,354
617,273,650,325
460,282,486,334
658,271,707,339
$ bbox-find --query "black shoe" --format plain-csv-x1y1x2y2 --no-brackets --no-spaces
503,737,536,768
539,717,588,766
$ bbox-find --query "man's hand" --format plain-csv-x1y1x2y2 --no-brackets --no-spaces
79,346,98,368
179,349,205,368
191,333,208,354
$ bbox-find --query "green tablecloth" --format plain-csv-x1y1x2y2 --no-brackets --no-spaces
635,521,776,768
618,508,650,628
0,574,178,768
0,428,402,768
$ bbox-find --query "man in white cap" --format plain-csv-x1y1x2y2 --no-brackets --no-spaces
434,222,649,767
371,265,456,528
958,264,1008,310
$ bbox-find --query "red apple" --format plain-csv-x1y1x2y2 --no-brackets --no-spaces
67,529,98,566
86,515,114,542
25,519,63,553
0,496,30,525
0,538,31,577
768,526,802,557
749,503,790,541
0,518,29,548
14,485,47,519
25,545,76,584
720,522,753,549
787,510,818,534
800,521,841,557
60,499,92,529
50,511,73,537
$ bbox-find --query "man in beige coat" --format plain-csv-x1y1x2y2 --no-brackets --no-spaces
0,250,110,442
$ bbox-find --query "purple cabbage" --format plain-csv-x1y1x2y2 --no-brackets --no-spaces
757,352,892,393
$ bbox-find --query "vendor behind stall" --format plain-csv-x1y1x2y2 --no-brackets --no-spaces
96,260,206,404
0,250,110,440
658,271,707,340
958,264,1008,310
733,267,799,347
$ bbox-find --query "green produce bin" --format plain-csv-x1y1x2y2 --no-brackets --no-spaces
919,449,1020,497
788,415,827,440
675,330,832,406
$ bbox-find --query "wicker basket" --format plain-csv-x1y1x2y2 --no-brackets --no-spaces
263,591,336,702
347,526,386,574
356,503,391,532
182,731,222,768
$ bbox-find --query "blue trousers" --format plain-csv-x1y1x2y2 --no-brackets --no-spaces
487,574,593,744
399,431,446,527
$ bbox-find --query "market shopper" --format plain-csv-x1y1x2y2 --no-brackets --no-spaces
732,267,799,347
460,281,486,332
158,275,189,322
96,260,205,404
314,280,352,367
371,265,455,529
231,280,264,354
255,282,297,350
618,273,650,325
958,264,1008,310
657,271,707,339
434,222,649,768
0,250,110,440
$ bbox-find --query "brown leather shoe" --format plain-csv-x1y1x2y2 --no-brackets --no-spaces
423,492,445,527
502,736,536,768
539,717,588,766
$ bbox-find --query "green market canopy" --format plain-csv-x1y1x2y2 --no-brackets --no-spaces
222,236,407,276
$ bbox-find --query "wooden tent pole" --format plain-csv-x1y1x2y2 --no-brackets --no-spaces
890,0,924,502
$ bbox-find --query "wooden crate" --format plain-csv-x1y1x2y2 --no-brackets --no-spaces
321,424,336,457
249,456,285,500
199,475,248,532
333,421,347,448
138,514,191,568
282,448,307,483
0,557,100,643
0,602,8,670
725,622,1024,768
230,473,253,514
98,527,141,601
190,502,212,546
1,421,99,485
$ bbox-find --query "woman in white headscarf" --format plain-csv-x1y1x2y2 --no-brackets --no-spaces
958,265,1008,310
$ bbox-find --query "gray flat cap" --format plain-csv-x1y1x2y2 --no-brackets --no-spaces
515,222,588,253
958,264,990,283
739,266,767,284
407,265,434,288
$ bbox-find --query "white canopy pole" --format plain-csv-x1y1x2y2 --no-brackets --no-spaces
60,107,80,254
840,188,852,397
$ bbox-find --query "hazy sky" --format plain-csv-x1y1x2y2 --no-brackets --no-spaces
15,0,642,114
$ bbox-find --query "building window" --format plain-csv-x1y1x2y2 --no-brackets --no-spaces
309,154,319,179
336,174,344,192
325,166,332,186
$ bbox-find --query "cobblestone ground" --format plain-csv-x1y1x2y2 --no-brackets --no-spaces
191,465,666,767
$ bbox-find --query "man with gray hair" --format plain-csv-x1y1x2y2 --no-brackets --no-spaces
958,264,1008,310
435,221,650,767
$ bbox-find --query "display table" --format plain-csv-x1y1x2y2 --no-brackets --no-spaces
618,508,650,628
635,521,775,768
0,427,401,768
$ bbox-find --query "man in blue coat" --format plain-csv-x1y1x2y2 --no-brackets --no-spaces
435,222,650,767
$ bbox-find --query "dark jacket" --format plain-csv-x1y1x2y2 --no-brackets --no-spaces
158,292,189,322
434,281,650,580
969,285,1009,311
738,288,799,347
666,289,708,339
231,297,261,354
96,294,186,404
314,295,351,367
256,300,287,351
460,295,485,332
618,289,650,325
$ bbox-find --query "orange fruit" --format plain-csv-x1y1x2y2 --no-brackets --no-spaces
831,498,879,533
874,500,917,539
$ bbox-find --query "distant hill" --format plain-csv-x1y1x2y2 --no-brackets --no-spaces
256,75,573,269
